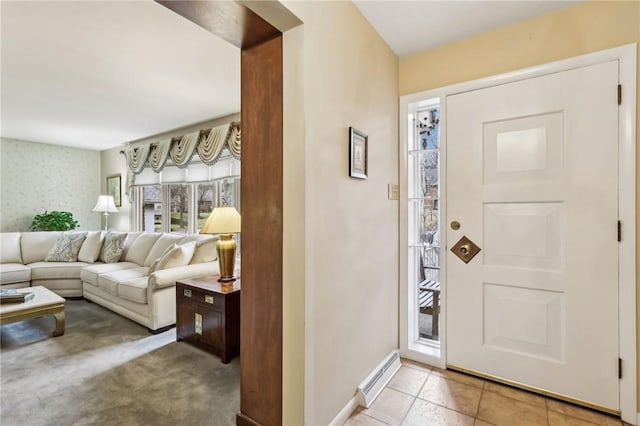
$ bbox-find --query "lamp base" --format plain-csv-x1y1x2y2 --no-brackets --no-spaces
216,234,237,282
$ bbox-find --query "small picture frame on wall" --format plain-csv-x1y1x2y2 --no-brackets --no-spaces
107,175,122,207
349,127,368,179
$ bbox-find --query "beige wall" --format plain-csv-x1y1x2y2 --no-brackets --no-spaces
100,145,131,232
399,0,640,410
0,138,101,231
282,24,307,426
281,1,399,424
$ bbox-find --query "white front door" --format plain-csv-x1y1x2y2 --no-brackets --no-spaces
446,60,620,411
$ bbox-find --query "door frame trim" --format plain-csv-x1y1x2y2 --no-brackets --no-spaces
399,43,637,423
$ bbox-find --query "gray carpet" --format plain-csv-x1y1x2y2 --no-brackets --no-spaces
1,300,239,426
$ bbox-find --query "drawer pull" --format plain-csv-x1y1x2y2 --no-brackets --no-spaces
184,289,192,297
195,313,202,335
205,295,214,304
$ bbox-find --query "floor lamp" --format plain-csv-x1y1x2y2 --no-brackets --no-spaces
93,195,118,231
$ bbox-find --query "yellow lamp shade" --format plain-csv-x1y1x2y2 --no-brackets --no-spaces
200,206,241,234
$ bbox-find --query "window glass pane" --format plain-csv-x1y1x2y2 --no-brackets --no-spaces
196,182,218,232
410,107,441,343
169,184,189,233
219,178,236,207
142,186,162,232
417,108,439,149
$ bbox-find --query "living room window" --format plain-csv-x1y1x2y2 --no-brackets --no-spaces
141,185,162,232
169,184,191,233
133,177,240,235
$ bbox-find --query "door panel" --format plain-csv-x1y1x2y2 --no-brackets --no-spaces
446,60,619,410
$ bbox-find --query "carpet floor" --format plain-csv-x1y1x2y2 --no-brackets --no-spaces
0,300,239,426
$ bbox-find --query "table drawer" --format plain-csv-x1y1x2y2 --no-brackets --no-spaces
177,284,224,309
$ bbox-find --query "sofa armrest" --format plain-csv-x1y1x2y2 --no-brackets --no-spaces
148,262,219,291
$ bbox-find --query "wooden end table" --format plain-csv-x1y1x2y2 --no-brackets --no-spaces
176,276,240,363
0,286,65,337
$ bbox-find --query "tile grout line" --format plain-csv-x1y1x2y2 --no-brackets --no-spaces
545,393,550,426
474,379,486,423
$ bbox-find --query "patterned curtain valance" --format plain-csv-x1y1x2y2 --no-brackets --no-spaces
122,121,241,175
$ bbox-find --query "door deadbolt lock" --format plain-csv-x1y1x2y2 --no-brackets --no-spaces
450,221,461,230
451,236,481,263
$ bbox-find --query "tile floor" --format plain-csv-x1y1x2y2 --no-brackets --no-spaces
345,360,629,426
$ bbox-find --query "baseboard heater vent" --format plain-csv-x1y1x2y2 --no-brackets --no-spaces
357,350,401,408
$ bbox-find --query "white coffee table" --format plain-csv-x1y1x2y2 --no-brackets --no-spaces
0,286,65,336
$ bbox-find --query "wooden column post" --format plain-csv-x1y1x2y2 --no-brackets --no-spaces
237,34,283,426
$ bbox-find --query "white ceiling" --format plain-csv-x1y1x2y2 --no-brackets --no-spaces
353,1,582,58
2,1,582,151
1,0,240,151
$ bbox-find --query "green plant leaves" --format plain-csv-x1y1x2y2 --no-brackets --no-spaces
30,211,79,231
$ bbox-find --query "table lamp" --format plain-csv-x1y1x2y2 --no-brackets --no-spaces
93,195,118,231
200,206,241,282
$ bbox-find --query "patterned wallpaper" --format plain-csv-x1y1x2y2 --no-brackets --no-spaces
0,138,101,231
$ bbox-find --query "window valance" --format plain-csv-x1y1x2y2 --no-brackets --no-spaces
122,121,241,174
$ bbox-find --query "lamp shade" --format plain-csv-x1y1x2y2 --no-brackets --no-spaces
92,195,118,213
200,206,241,234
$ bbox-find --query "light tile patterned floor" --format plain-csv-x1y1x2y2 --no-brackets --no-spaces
344,360,629,426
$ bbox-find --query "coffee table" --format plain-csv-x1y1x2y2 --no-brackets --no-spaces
0,286,65,336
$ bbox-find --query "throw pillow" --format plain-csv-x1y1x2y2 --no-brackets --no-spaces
189,237,218,264
77,231,104,263
45,232,87,262
147,242,177,274
99,232,127,264
155,241,197,272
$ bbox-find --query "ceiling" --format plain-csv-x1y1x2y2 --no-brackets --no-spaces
1,1,582,151
1,1,240,151
354,1,581,58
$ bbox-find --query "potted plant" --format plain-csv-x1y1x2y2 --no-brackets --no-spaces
30,211,79,231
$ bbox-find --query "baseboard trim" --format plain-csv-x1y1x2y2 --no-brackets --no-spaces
236,411,262,426
329,395,359,426
148,324,175,334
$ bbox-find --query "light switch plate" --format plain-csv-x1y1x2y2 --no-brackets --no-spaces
388,184,399,200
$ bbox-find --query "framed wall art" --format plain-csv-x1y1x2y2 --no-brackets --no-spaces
349,127,368,179
107,174,122,207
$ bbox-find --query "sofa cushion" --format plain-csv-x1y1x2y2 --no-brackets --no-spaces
122,233,162,266
98,267,149,295
156,241,196,271
45,232,87,262
189,237,218,264
121,232,142,259
0,263,31,284
21,232,61,264
117,277,148,304
99,232,127,263
0,233,22,264
81,262,140,286
29,261,87,280
143,234,185,267
78,231,104,263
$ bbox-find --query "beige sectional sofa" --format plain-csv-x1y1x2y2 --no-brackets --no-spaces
0,231,219,332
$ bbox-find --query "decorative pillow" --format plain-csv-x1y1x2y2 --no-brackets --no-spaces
147,242,177,274
99,232,127,264
143,234,185,267
189,237,218,264
77,231,104,263
155,241,197,272
45,232,87,262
